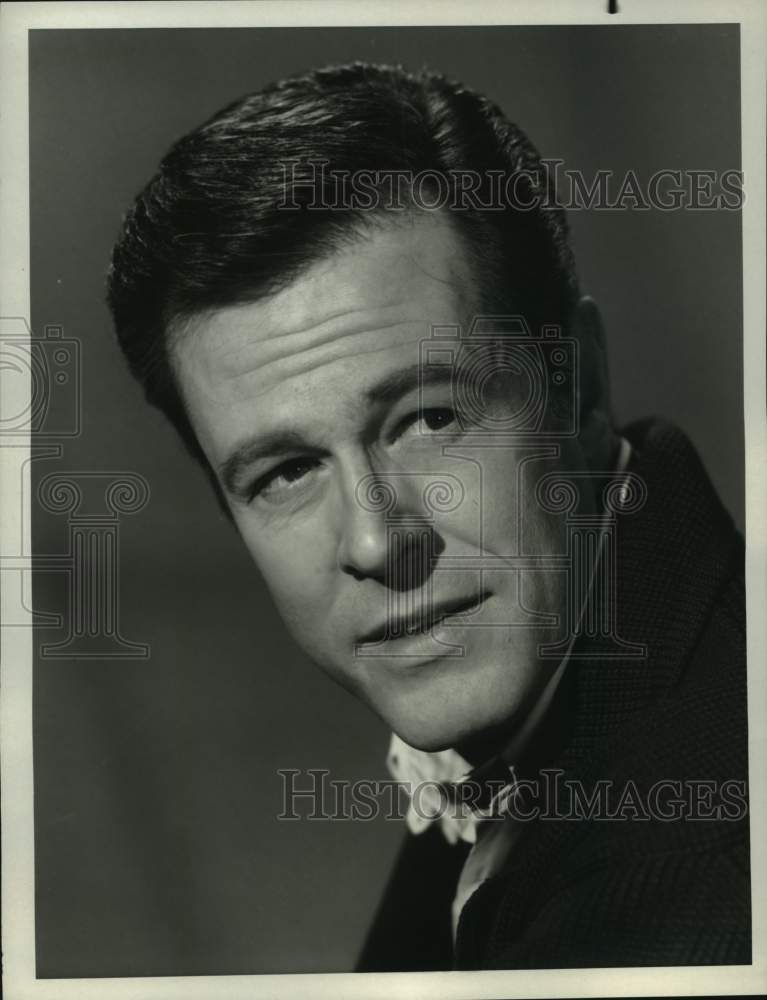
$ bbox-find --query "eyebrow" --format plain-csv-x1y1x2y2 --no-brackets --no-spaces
363,362,453,406
219,429,310,497
218,363,455,497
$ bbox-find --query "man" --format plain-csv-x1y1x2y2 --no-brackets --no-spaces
107,63,750,969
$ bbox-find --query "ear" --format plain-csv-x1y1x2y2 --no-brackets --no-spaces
569,295,617,470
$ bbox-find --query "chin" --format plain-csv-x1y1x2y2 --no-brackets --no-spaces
395,664,536,752
388,698,516,755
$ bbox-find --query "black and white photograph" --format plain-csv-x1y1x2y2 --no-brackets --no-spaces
1,2,765,998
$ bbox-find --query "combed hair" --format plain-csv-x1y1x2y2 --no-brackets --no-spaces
107,62,579,495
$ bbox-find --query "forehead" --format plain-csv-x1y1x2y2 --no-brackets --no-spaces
172,213,478,452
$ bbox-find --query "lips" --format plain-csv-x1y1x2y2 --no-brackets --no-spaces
357,591,489,646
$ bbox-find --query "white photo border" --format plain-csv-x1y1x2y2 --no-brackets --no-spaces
1,2,765,998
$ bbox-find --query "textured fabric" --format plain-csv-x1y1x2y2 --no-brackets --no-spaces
357,419,750,971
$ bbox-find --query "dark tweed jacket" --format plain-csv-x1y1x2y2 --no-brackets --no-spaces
358,419,750,970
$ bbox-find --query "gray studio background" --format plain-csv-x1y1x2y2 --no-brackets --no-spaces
30,25,742,977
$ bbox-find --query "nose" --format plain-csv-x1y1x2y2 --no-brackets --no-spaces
336,462,441,588
336,473,390,581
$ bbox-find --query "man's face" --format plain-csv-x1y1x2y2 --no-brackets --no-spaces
173,213,591,752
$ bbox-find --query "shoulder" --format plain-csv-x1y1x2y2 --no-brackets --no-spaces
456,543,750,969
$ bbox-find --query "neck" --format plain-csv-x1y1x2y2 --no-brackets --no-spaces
455,662,576,774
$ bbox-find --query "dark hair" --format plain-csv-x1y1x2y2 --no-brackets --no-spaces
107,62,579,502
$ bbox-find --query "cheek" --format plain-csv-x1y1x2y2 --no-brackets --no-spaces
472,454,571,608
237,524,335,636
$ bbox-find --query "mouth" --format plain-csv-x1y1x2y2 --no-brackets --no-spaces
357,590,490,646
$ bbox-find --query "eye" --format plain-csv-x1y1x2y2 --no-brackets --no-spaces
399,406,459,438
250,457,320,502
422,407,457,431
